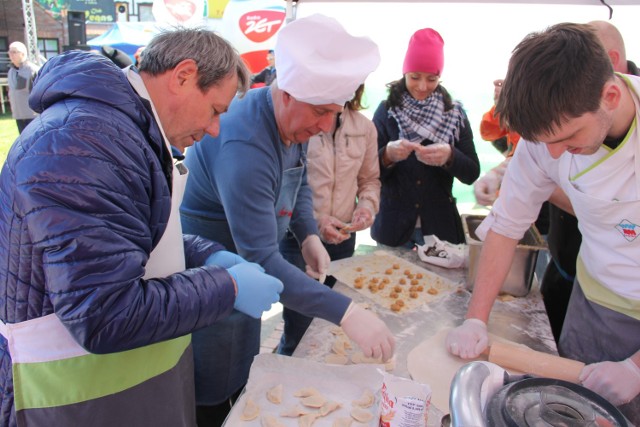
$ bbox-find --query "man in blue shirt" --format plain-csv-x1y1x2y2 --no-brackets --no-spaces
181,14,395,426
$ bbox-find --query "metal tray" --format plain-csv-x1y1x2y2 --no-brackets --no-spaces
463,214,547,297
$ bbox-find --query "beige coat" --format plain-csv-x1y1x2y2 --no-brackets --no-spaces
306,108,381,224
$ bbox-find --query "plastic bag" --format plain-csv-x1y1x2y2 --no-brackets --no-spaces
416,235,467,269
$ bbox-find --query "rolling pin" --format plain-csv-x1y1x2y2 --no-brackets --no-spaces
488,341,585,383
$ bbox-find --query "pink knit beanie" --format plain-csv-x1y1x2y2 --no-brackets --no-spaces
402,28,444,75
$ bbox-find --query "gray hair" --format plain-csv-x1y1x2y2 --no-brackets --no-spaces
9,42,28,54
139,27,250,95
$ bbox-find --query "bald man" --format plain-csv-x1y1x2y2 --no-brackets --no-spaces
589,20,639,75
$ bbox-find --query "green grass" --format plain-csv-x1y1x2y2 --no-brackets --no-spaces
0,112,19,165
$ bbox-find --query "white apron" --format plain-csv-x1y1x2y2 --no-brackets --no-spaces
0,68,194,426
556,75,640,423
558,74,640,319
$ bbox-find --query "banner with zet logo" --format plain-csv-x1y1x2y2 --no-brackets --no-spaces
220,0,285,73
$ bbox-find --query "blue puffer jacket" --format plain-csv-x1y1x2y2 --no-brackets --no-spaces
0,51,236,425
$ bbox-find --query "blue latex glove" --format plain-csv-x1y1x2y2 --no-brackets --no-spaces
206,250,257,270
204,251,264,273
228,263,283,319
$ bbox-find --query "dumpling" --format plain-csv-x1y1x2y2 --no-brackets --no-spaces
324,353,349,365
301,394,326,408
294,387,321,398
240,397,260,421
319,400,342,416
280,405,310,418
352,389,374,408
332,418,353,427
351,352,382,365
261,414,286,427
267,384,283,404
350,406,373,423
298,413,318,427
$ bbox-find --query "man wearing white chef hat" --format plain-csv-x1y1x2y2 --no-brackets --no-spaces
180,14,395,426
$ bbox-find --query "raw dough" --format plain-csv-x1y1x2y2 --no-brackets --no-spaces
350,406,373,423
324,353,349,365
350,352,381,365
261,414,286,427
280,405,310,417
350,351,394,372
319,400,342,416
240,397,260,421
298,413,318,427
332,338,349,355
352,389,374,408
301,394,326,408
266,384,283,404
407,327,524,414
332,417,353,427
294,387,321,398
331,418,353,427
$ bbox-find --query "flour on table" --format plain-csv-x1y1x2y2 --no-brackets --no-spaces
407,327,525,414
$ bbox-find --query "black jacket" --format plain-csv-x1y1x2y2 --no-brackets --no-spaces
370,100,480,246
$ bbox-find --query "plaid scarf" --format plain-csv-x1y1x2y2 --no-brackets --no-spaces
389,90,464,146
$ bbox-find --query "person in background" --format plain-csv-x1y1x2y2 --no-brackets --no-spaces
250,49,276,87
134,46,146,67
446,23,640,422
589,20,639,76
371,28,480,248
180,14,395,426
279,83,381,355
0,28,283,427
478,75,551,286
7,41,40,134
480,79,520,156
100,45,133,68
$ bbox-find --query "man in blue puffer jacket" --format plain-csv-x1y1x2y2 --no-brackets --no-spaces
0,28,283,426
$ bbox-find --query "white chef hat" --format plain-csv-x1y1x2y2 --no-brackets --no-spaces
275,14,381,106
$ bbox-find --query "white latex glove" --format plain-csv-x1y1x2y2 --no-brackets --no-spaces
384,139,418,164
414,142,452,167
474,158,510,207
317,215,350,245
348,206,374,232
474,169,502,206
445,318,489,359
579,358,640,406
340,303,395,361
301,234,330,280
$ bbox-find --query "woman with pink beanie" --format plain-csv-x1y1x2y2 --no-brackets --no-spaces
370,28,480,247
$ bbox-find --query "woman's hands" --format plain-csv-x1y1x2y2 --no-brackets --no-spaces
384,139,452,167
414,142,452,167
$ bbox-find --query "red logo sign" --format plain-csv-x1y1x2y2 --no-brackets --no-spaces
238,10,285,43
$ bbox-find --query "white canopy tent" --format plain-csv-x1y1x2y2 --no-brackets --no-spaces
274,0,640,203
